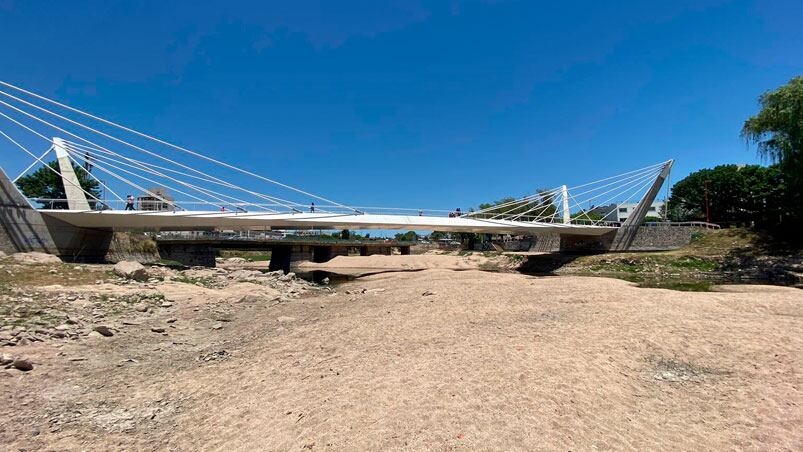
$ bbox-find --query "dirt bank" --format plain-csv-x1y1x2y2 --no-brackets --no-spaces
1,254,801,450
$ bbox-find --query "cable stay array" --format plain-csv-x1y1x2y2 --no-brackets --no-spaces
0,80,670,227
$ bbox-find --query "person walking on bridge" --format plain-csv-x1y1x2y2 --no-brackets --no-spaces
310,202,315,213
125,195,135,211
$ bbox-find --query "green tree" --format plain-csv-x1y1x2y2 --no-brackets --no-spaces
742,76,803,217
667,164,786,225
16,160,101,209
394,231,417,242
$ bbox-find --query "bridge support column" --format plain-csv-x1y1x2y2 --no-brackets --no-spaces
399,246,411,255
269,245,292,273
157,243,216,267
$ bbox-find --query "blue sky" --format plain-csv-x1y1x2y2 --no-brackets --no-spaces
1,0,802,212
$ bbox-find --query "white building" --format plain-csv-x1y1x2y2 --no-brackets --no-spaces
615,201,664,223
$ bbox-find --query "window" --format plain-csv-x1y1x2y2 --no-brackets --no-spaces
619,207,628,213
649,207,656,212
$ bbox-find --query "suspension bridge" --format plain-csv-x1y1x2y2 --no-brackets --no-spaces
0,80,674,267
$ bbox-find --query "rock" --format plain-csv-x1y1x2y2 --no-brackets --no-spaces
159,302,173,308
134,303,149,313
211,323,224,330
54,324,71,331
422,290,437,296
11,252,62,265
113,261,148,281
279,272,295,282
150,327,166,333
92,325,114,337
277,316,296,323
86,331,104,339
166,318,177,324
1,353,13,365
320,277,330,285
229,269,263,280
12,358,33,371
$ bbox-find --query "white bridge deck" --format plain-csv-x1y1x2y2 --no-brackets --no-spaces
40,210,617,236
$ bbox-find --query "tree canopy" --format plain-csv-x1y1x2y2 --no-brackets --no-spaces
742,76,803,195
15,160,101,209
667,164,787,225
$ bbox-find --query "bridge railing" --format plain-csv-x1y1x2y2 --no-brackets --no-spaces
28,198,455,217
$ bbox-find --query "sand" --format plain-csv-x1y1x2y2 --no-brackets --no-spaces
1,262,801,450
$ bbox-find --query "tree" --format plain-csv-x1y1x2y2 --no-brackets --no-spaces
667,164,787,225
394,231,417,242
16,160,101,209
742,76,803,215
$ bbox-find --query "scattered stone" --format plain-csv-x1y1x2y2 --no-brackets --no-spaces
277,316,296,323
151,327,166,333
320,277,330,285
54,324,71,331
86,331,104,339
1,353,13,365
422,290,437,296
160,302,173,308
199,350,230,362
113,261,149,281
66,295,77,301
12,358,33,371
92,325,114,337
279,272,296,282
211,323,224,330
166,318,177,324
134,303,149,313
11,252,62,265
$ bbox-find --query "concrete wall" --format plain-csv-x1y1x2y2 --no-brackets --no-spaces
626,225,697,251
0,168,113,261
157,243,217,267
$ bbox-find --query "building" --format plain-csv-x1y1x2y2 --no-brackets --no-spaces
137,187,174,211
585,201,665,223
615,201,664,222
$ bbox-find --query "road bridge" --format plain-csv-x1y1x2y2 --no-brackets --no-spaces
155,236,413,270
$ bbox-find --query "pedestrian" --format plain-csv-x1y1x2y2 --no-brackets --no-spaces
456,207,462,217
310,202,315,213
125,195,135,210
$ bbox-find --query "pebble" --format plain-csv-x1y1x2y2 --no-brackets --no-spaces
1,353,13,365
160,302,173,308
151,327,166,333
12,358,33,371
92,325,114,337
277,316,296,323
211,323,224,330
422,290,437,296
134,303,149,312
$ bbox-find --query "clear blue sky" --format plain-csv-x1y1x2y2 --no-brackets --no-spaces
1,0,802,211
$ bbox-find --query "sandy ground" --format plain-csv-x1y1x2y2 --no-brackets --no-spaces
297,253,519,276
1,256,802,451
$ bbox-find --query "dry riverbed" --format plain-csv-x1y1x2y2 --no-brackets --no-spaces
1,251,801,450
